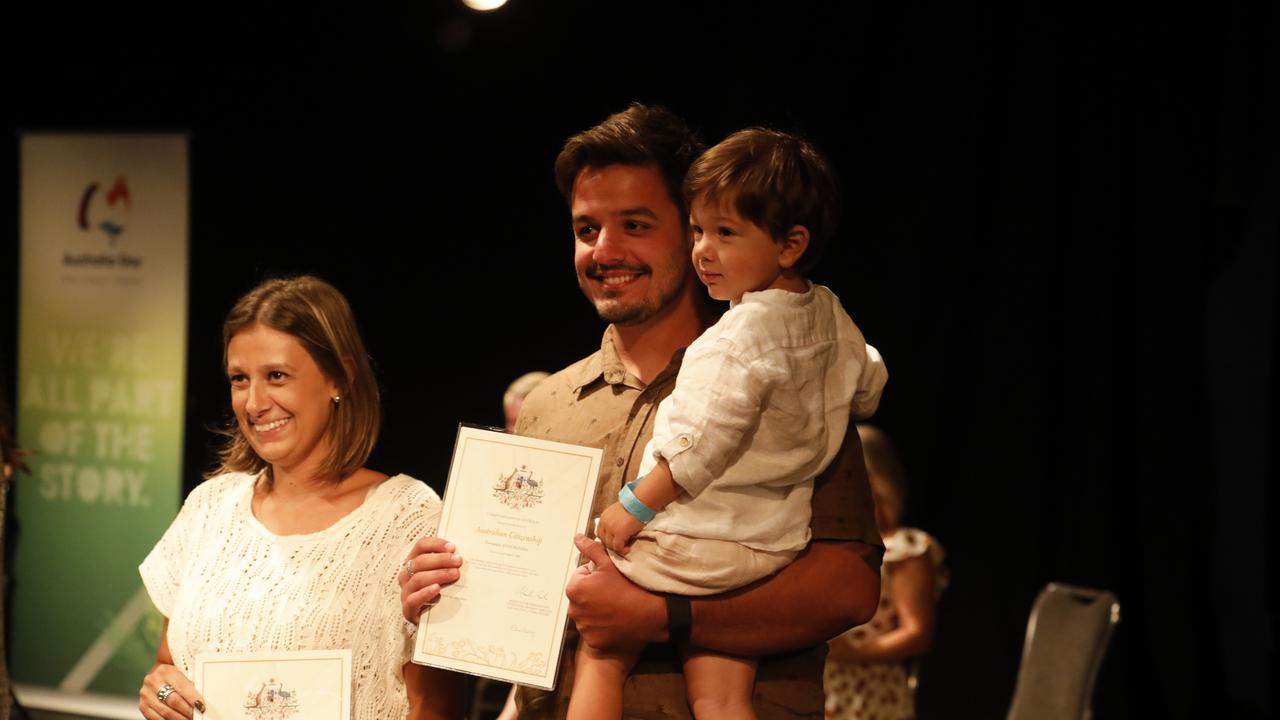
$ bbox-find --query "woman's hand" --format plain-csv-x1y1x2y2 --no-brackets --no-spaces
399,536,464,623
140,622,205,720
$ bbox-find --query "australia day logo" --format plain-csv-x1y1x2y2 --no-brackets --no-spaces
493,464,544,510
77,176,130,244
65,175,142,269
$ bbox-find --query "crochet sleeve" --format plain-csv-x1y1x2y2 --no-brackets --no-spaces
138,475,225,617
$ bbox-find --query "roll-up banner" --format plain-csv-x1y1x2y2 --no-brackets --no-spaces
13,134,188,711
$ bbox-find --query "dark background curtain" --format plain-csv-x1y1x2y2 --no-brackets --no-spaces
2,2,1275,717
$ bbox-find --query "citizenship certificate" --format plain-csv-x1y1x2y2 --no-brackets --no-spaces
412,425,602,690
193,649,352,720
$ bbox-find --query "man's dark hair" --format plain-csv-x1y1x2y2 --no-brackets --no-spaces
554,103,705,220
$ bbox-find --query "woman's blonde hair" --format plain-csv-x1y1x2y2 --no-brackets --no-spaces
857,424,908,530
211,275,380,484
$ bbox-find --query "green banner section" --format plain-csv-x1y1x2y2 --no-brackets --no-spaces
14,135,187,698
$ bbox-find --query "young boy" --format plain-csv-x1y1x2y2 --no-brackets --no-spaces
568,128,888,719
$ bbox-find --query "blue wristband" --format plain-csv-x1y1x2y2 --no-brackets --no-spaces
618,480,657,524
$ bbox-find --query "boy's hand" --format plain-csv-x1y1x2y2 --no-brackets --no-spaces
597,501,645,555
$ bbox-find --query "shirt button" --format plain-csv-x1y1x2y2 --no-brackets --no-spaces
615,457,624,467
678,436,690,448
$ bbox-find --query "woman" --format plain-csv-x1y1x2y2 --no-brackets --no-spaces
824,425,947,720
137,276,463,720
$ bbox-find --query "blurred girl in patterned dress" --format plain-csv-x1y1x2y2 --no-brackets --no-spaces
824,425,947,720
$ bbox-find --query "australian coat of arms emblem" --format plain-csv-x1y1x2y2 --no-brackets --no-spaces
243,678,299,720
493,465,543,509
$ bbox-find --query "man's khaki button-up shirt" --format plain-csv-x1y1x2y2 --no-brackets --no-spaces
514,326,882,719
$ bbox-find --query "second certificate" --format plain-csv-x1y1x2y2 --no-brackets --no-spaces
413,425,602,690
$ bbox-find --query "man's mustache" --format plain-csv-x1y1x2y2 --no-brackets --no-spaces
585,263,649,278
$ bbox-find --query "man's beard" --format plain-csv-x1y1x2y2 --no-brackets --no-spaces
581,262,689,326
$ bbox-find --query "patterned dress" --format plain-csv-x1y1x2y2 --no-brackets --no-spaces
823,528,947,720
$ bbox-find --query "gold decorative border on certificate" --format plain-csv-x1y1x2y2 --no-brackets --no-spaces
421,635,547,674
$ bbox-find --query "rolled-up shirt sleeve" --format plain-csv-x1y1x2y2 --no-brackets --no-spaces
850,342,888,420
658,338,778,497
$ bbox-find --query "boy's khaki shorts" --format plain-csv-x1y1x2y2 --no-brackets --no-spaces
611,528,799,596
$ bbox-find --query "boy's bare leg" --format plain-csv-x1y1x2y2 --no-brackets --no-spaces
566,641,642,720
681,646,758,720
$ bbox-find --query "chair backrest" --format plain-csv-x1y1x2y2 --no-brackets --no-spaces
1006,582,1120,720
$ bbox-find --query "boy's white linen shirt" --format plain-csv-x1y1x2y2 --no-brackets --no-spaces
639,283,886,554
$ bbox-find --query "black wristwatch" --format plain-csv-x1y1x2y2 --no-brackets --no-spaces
665,594,692,645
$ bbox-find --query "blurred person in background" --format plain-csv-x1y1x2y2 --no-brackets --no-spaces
1,389,25,720
503,372,550,433
824,424,947,720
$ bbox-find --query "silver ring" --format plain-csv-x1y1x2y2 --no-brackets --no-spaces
157,683,177,705
403,559,415,578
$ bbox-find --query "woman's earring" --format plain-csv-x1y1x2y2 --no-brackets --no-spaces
332,395,342,405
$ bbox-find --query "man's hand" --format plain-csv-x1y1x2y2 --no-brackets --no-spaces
399,536,464,623
566,534,667,652
596,502,645,555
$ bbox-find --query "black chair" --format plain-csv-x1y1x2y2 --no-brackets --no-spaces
1006,583,1120,720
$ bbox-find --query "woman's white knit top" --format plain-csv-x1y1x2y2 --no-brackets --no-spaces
140,472,440,719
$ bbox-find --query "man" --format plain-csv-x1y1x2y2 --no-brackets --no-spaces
402,103,883,718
